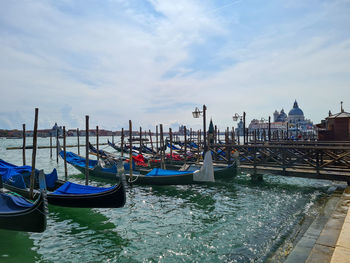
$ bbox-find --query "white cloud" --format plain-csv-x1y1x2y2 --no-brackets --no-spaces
0,0,349,131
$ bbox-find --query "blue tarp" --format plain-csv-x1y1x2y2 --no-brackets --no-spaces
59,151,98,168
167,143,180,150
124,161,135,171
145,168,192,177
189,142,199,149
0,192,33,212
0,159,58,189
51,181,115,195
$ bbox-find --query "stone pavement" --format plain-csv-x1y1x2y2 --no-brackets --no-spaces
285,186,350,263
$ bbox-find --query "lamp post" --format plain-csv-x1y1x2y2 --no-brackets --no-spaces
192,105,207,153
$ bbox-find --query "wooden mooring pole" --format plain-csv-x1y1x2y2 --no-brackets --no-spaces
243,112,246,145
85,115,89,186
149,129,154,155
22,124,26,165
121,128,124,157
77,128,80,155
156,125,159,154
56,129,59,163
197,130,200,162
268,116,271,142
49,133,52,158
29,108,38,199
160,124,165,169
139,127,142,154
169,128,173,160
129,120,133,183
184,126,187,163
96,126,100,161
63,126,68,181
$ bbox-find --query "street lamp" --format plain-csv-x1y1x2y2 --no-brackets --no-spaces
192,105,207,152
192,107,201,118
232,113,241,122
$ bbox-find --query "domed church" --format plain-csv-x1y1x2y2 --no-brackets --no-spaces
272,100,313,132
288,100,305,124
273,109,288,122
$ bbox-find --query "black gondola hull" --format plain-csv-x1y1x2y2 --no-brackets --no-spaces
4,180,126,209
0,192,47,233
47,183,126,208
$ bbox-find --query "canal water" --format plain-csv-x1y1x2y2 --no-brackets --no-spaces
0,137,342,263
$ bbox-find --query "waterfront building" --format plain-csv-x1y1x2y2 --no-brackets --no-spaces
248,100,314,135
317,102,350,141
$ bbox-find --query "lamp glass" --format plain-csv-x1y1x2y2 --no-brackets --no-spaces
192,107,200,118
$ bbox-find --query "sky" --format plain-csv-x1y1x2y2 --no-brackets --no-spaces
0,0,349,131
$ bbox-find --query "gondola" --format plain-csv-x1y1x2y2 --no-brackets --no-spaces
59,149,119,180
0,171,47,233
1,159,126,208
125,151,217,185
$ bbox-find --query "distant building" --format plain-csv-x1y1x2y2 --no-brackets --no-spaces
52,123,63,136
178,125,185,135
247,100,314,135
235,118,244,135
248,119,286,133
273,100,314,133
317,103,350,141
273,109,287,122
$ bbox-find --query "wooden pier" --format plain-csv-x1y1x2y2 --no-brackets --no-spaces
210,142,350,183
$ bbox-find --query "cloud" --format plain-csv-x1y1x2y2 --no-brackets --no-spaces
0,0,349,131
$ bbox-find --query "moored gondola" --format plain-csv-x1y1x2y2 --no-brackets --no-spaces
1,159,126,209
0,171,47,233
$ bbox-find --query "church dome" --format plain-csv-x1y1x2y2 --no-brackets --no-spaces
276,109,287,122
289,100,304,116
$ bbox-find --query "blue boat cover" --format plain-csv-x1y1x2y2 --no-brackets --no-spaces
51,181,115,195
167,143,180,150
124,161,136,171
0,192,33,212
59,151,98,168
145,168,192,177
189,142,199,148
0,159,58,189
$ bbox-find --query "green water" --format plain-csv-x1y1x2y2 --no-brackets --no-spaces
0,137,340,262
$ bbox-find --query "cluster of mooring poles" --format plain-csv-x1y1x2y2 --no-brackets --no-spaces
8,106,350,185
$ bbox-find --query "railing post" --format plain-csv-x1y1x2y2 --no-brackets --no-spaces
316,149,320,176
